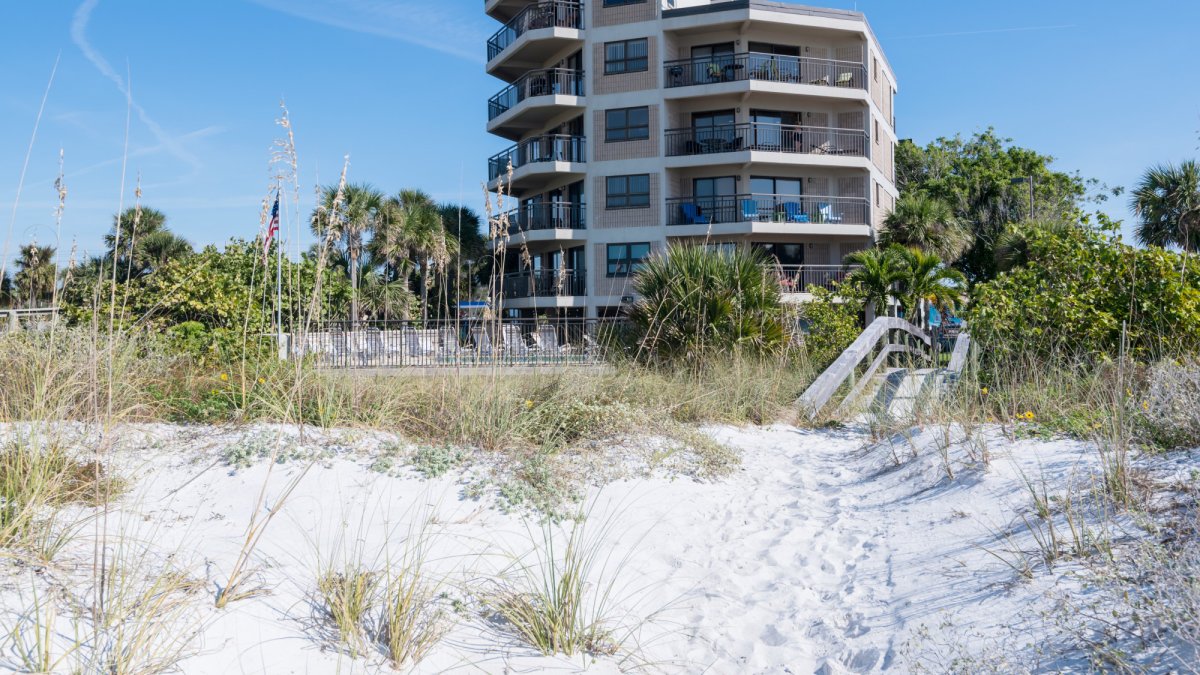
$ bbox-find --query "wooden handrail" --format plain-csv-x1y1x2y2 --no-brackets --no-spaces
797,317,934,420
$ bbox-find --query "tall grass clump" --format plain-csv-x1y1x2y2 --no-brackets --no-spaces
487,508,651,659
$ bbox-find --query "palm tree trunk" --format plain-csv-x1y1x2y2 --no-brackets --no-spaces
419,259,429,326
350,248,360,326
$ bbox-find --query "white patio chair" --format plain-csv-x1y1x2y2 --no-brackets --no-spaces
502,325,530,359
471,327,496,358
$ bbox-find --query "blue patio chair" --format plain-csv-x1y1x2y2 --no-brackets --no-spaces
818,203,843,224
783,202,810,223
680,202,710,225
741,199,759,221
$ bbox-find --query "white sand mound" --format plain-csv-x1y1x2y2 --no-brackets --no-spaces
0,422,1175,673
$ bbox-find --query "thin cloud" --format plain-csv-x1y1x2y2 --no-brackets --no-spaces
70,0,202,172
247,0,488,63
68,125,225,179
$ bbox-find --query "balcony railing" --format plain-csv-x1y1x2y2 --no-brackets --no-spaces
502,269,586,299
503,202,586,234
666,194,869,226
488,135,586,181
664,52,866,90
767,264,858,294
665,123,868,158
488,69,585,121
487,1,584,61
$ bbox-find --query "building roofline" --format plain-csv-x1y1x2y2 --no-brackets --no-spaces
661,0,896,87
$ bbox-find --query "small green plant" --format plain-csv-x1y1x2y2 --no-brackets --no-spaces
411,444,468,479
376,532,448,669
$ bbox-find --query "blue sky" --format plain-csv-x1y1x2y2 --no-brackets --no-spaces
1,0,1197,268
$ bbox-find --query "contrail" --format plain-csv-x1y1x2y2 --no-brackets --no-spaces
71,0,201,171
885,24,1075,40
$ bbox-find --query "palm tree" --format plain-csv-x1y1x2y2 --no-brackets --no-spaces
844,246,904,319
0,272,12,308
1131,160,1200,275
390,189,458,323
893,246,967,327
629,245,786,362
14,244,57,308
879,192,972,263
993,219,1077,273
138,230,193,271
311,183,385,322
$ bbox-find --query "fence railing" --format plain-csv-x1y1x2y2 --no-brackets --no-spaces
503,202,586,234
488,134,586,181
768,264,857,294
487,1,584,61
501,269,586,299
1,308,60,333
294,318,619,368
488,68,585,121
664,52,866,90
665,122,867,157
666,193,870,226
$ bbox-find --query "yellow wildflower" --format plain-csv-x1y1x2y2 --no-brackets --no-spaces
220,373,229,382
1142,401,1150,411
980,387,989,396
258,378,266,385
211,389,219,395
1024,411,1035,420
524,399,535,410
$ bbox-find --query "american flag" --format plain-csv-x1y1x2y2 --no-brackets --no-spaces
263,193,280,259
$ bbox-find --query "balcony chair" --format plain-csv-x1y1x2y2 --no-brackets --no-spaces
783,202,810,223
836,72,855,87
741,199,759,222
809,74,831,86
680,202,711,225
818,203,843,224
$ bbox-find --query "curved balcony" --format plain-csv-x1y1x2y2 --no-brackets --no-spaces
664,123,869,170
663,53,867,97
487,69,586,141
486,1,584,81
502,269,586,299
665,193,871,236
487,134,586,193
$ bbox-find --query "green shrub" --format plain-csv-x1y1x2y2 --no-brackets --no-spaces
627,245,787,363
969,216,1200,364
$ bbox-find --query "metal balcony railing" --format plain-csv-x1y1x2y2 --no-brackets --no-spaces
488,135,586,181
666,194,870,226
767,264,859,294
488,69,585,121
664,52,866,89
665,123,868,158
487,1,584,61
503,202,586,235
501,269,586,298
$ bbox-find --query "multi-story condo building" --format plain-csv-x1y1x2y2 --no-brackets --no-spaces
485,0,897,319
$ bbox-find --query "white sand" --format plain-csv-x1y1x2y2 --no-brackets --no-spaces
0,422,1175,673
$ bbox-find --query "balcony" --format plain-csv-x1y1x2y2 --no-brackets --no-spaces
487,69,586,140
503,202,586,236
666,194,870,233
486,1,584,80
665,123,868,161
768,264,858,295
664,53,866,91
488,134,586,192
502,269,586,299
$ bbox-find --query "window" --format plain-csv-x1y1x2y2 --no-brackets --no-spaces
606,174,650,209
607,243,651,277
873,56,879,82
605,39,648,75
603,0,645,5
605,107,649,142
875,182,881,207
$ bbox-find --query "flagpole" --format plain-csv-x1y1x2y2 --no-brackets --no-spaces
275,183,284,360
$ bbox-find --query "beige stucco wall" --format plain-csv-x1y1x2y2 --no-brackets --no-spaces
593,0,657,27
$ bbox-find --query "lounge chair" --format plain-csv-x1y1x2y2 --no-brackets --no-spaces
471,327,496,359
809,74,831,86
783,202,810,223
404,329,438,363
836,72,855,87
680,202,711,225
502,325,530,359
818,203,843,224
438,328,462,362
360,329,385,365
532,325,573,357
